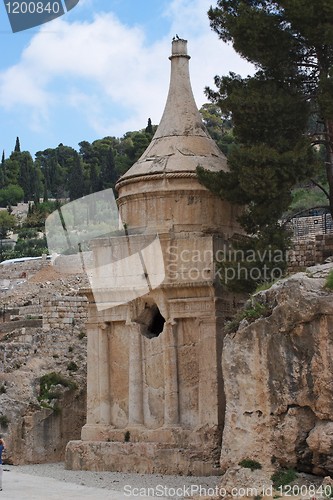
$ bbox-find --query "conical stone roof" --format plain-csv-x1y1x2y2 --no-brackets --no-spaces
117,38,228,184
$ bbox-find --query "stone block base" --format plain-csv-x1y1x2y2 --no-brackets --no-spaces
65,440,222,476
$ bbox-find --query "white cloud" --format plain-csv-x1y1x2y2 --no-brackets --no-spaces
0,0,253,143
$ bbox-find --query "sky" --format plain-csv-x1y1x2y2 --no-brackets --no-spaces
0,0,253,158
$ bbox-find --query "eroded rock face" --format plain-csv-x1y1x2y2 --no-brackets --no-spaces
221,264,333,475
0,261,88,465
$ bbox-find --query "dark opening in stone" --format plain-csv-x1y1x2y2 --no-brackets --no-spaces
148,307,165,336
136,304,166,339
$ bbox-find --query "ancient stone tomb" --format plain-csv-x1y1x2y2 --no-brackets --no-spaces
66,39,241,475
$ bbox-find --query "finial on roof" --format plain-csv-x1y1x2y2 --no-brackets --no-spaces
171,37,189,58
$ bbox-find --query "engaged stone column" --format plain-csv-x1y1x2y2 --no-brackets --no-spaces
86,322,100,425
98,322,111,425
163,320,179,425
198,317,222,426
128,323,144,425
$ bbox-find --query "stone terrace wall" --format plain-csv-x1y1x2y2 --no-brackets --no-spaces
43,296,88,332
288,234,333,273
0,257,49,281
0,326,85,373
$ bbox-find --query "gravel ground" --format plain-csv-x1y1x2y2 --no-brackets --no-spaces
9,463,221,499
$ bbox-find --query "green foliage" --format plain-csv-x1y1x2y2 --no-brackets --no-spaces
271,469,297,489
39,372,77,403
68,152,85,201
17,227,39,239
243,302,269,320
239,458,262,471
14,137,21,153
124,431,131,442
13,236,48,258
67,361,78,372
0,211,16,237
99,146,117,191
0,184,24,207
325,270,333,291
200,103,235,156
215,228,290,294
204,0,333,230
0,415,9,428
254,281,276,294
0,119,158,206
17,151,36,202
23,201,59,229
225,297,272,333
284,185,329,218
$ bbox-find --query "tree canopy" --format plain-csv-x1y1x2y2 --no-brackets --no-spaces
0,120,156,207
0,210,16,238
199,0,333,236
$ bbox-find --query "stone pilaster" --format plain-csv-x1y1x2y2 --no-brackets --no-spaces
128,323,144,425
98,322,111,425
197,317,222,426
163,320,179,425
86,322,100,425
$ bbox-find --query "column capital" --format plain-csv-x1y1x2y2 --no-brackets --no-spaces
166,318,177,327
98,321,110,330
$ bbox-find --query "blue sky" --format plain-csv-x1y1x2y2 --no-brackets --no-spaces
0,0,252,158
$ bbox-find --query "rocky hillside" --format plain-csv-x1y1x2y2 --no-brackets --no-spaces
220,262,333,481
0,259,89,464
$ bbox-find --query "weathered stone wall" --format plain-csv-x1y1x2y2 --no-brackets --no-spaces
288,234,333,272
0,257,49,281
18,305,43,317
8,389,86,465
43,296,88,332
0,326,85,373
220,262,333,476
315,234,333,262
286,213,333,239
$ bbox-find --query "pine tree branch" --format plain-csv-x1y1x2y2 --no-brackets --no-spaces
310,179,330,199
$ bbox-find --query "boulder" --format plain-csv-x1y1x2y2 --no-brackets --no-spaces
220,263,333,475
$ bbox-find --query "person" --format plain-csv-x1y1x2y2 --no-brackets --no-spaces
0,438,5,491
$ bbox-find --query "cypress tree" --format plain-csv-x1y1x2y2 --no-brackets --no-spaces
99,147,117,190
69,152,85,201
145,118,153,135
14,137,21,153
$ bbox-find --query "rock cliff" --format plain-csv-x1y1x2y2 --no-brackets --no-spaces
220,262,333,476
0,260,88,464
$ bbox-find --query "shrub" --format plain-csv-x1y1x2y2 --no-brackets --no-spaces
239,458,262,471
325,270,333,291
243,302,269,321
67,361,78,372
39,372,77,402
0,210,16,237
0,184,24,207
225,299,271,333
0,385,6,394
124,431,131,442
271,468,297,489
17,227,39,240
0,415,9,428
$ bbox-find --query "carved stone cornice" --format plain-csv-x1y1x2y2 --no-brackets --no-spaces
116,171,197,190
